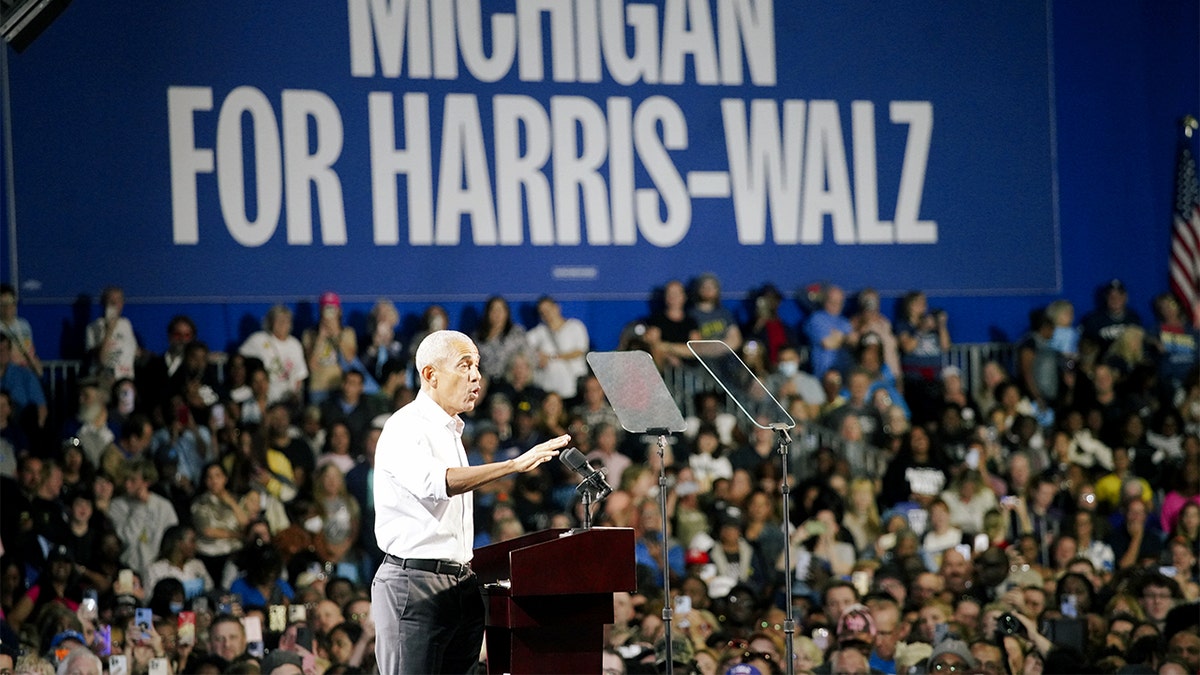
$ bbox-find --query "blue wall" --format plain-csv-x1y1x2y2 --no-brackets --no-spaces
1,1,1197,359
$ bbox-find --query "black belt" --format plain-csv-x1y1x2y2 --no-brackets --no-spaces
384,554,470,577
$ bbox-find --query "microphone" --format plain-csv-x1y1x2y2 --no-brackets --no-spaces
559,447,614,499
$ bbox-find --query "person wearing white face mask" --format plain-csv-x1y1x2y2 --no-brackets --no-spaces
763,346,826,420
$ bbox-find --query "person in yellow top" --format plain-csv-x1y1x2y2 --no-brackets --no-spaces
1094,445,1152,510
223,425,297,503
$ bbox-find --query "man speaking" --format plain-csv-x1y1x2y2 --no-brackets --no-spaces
371,330,570,673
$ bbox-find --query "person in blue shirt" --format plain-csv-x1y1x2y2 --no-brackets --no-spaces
804,284,859,378
0,333,47,432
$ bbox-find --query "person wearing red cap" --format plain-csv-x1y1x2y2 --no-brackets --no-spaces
302,291,359,405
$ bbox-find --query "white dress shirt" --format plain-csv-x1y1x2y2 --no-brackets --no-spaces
373,390,473,564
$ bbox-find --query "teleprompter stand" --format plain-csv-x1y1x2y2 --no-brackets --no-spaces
586,350,687,673
687,340,798,675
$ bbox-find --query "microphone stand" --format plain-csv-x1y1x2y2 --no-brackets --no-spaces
579,485,595,530
654,432,675,675
773,424,796,675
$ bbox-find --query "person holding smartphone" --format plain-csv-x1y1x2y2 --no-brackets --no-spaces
84,286,138,384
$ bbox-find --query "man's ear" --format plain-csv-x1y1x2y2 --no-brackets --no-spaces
422,364,437,386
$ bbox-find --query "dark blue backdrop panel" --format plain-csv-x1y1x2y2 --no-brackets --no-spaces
8,0,1057,303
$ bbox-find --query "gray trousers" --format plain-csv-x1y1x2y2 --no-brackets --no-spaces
371,561,485,674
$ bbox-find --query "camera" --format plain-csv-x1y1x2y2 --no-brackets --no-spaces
997,613,1026,639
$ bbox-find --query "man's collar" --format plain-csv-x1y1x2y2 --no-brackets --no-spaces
414,390,462,433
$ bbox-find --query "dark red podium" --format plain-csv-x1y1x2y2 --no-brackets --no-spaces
472,527,636,674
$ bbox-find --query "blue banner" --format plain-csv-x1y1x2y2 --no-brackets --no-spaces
8,0,1057,302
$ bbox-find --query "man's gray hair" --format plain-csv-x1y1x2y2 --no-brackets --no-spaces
415,330,473,372
57,647,103,675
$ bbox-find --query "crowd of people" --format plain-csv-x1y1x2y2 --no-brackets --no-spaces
0,275,1197,675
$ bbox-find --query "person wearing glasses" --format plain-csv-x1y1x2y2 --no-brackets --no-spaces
1135,572,1182,633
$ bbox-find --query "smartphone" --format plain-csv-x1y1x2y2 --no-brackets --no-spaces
135,608,153,641
934,622,950,644
244,615,264,642
852,570,871,597
965,447,980,470
295,626,314,652
1159,566,1178,578
109,655,128,675
1060,594,1078,619
674,594,692,616
288,604,307,623
211,403,226,427
954,544,973,560
1000,495,1019,507
218,594,234,616
178,611,196,646
974,533,990,553
811,627,830,652
192,596,209,615
117,569,134,595
269,604,287,633
96,624,112,657
878,533,898,551
149,657,169,675
82,589,99,621
244,615,264,658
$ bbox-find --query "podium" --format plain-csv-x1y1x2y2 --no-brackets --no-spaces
472,527,636,674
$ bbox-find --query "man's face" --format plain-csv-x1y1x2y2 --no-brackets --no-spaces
1106,288,1127,312
824,586,857,623
270,312,292,338
871,605,901,660
824,286,845,314
314,600,343,634
1139,583,1175,621
18,457,42,492
848,373,871,402
124,472,149,501
1167,631,1200,672
971,642,1003,675
210,620,246,661
169,321,195,350
910,574,941,606
831,647,869,675
1107,618,1134,650
104,289,125,315
342,373,364,401
917,605,947,643
1022,588,1046,618
941,549,971,591
130,423,154,453
427,338,482,416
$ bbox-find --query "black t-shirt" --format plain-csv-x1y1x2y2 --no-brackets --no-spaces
648,313,698,345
